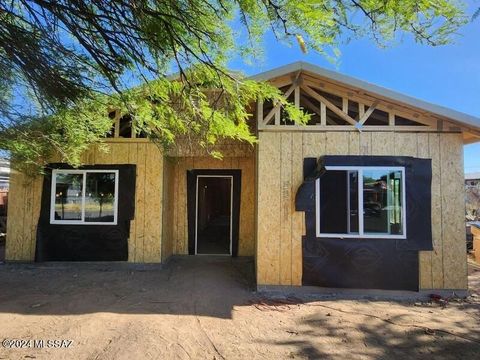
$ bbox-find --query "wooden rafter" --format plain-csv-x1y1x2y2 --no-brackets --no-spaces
262,71,301,125
301,75,438,128
300,84,357,126
299,95,321,117
257,71,472,135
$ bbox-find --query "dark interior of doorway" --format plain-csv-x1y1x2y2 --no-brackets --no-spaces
196,176,231,255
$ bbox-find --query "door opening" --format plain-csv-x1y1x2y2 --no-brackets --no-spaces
187,169,241,256
195,176,232,255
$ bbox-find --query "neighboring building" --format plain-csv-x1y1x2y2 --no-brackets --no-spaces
465,172,480,222
6,62,480,294
0,158,9,190
466,172,480,188
0,158,9,221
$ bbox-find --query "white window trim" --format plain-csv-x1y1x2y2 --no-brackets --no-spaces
50,169,119,225
315,166,406,239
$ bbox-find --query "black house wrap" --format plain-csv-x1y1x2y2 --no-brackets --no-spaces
295,156,432,291
35,164,136,261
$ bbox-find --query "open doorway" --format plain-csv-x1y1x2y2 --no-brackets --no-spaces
196,176,232,255
187,170,241,256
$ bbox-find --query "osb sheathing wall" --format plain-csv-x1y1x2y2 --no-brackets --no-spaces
256,131,467,290
170,156,256,256
5,171,43,261
161,158,175,261
6,140,164,263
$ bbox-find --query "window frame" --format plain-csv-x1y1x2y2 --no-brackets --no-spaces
315,166,407,239
50,169,119,225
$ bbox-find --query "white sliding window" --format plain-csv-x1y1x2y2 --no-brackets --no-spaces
50,169,119,225
315,166,406,239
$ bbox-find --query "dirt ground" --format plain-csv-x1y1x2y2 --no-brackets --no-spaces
0,257,479,360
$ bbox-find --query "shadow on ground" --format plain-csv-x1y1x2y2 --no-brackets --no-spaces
0,257,479,359
0,256,255,318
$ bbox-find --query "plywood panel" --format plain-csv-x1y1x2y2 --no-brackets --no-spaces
110,143,130,164
161,159,174,260
94,144,113,164
371,132,394,155
135,143,147,262
143,146,163,262
348,132,360,155
172,158,180,255
167,137,254,158
429,133,444,288
280,132,293,285
359,132,372,155
257,132,281,285
27,176,43,260
394,133,417,157
175,158,189,254
80,147,95,164
238,157,255,256
440,133,467,289
5,172,42,261
5,171,25,260
302,132,325,157
291,132,304,285
326,132,349,154
127,143,138,262
21,176,34,260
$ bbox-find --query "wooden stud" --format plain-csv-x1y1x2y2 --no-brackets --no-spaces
359,103,365,118
294,86,300,109
359,100,379,125
275,106,280,126
257,100,264,129
320,102,327,126
342,98,348,113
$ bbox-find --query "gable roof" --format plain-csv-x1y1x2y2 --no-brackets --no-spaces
249,61,480,140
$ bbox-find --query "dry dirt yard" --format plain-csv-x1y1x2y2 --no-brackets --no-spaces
0,256,479,360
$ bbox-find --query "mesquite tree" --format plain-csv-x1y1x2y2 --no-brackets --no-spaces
0,1,467,171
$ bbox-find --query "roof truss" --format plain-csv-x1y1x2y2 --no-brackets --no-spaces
257,71,480,141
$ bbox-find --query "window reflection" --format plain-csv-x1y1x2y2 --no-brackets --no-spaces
363,170,402,235
54,174,83,220
85,173,116,222
317,167,404,237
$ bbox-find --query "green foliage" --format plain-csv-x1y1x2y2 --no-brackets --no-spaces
0,1,468,172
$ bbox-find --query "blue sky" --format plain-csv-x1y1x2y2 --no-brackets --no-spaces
229,2,480,174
